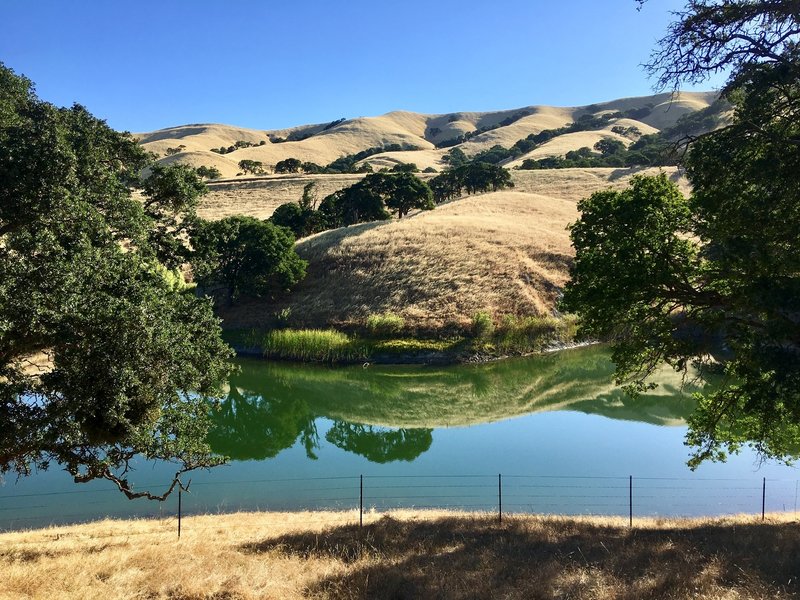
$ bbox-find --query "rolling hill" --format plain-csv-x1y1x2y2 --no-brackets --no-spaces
138,91,719,178
138,92,718,334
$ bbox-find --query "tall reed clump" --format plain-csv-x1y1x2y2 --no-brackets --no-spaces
262,329,371,363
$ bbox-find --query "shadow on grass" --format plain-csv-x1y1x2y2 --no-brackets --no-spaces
242,515,800,599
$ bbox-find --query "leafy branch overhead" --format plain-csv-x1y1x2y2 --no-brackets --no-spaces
563,0,800,465
0,63,234,499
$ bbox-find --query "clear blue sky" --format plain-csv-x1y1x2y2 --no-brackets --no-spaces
1,0,724,133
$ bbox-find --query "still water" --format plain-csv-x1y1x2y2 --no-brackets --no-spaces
1,346,798,529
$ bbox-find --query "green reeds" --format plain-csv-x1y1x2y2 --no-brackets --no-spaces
262,329,371,363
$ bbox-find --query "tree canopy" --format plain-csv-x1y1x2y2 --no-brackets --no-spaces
562,1,800,465
191,216,307,304
0,63,233,499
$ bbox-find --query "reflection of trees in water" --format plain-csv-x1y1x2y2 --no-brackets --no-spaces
207,378,431,463
207,346,710,463
325,423,433,463
207,385,319,461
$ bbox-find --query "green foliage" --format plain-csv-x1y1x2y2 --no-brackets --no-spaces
471,144,515,165
275,158,302,173
429,163,513,203
269,202,306,238
318,172,434,226
366,313,406,337
442,147,469,168
210,140,256,154
422,166,438,173
390,162,419,173
594,138,626,156
471,312,495,339
262,329,370,363
380,172,435,218
0,63,234,499
563,20,800,465
324,143,421,174
238,159,265,175
191,216,307,304
196,165,222,180
301,161,325,174
141,163,208,269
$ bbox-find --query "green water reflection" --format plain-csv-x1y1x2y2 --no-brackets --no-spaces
208,345,703,463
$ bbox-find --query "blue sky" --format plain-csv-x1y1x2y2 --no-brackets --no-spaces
1,1,725,132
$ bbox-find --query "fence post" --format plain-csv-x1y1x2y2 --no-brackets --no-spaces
177,488,182,538
629,475,633,528
359,474,363,528
498,473,502,524
762,477,766,521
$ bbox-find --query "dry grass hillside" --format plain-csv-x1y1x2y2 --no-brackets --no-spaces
138,91,718,178
214,167,686,331
146,93,708,333
1,510,797,599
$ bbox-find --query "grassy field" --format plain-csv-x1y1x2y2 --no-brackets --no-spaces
1,510,797,599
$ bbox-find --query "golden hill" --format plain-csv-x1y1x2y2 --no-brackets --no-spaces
215,167,687,331
138,91,718,178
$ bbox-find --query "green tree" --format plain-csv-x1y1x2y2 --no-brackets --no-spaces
269,202,305,238
275,158,302,173
563,1,800,465
196,165,222,180
0,63,233,499
238,159,264,175
142,163,207,269
191,216,307,304
381,172,435,218
390,162,419,173
593,138,625,156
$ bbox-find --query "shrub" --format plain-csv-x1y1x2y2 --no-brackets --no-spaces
196,165,222,180
366,312,405,337
471,311,494,339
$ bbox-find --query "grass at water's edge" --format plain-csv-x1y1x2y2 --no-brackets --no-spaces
222,315,580,364
2,510,798,600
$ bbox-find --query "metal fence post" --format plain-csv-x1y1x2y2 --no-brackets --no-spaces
177,488,182,538
498,473,502,524
762,477,766,521
629,475,633,528
359,474,363,528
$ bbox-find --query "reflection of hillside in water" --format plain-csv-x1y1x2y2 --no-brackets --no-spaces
208,346,706,463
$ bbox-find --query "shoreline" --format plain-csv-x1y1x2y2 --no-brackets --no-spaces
227,336,595,366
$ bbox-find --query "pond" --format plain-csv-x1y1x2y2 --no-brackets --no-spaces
1,346,798,530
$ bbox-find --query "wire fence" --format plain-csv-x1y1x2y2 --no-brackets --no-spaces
1,473,798,535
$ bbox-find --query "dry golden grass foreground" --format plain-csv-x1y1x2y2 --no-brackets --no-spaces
1,510,798,599
218,167,688,331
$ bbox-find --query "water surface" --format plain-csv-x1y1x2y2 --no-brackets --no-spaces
2,346,798,529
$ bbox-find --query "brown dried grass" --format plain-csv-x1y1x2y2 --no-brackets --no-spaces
1,510,797,599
